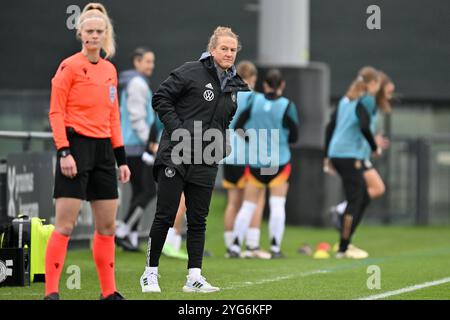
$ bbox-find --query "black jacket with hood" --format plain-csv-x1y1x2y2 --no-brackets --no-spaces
152,54,249,181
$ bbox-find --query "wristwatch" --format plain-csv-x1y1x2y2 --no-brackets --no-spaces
58,148,71,158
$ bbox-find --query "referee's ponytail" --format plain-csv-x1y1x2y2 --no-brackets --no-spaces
76,2,116,59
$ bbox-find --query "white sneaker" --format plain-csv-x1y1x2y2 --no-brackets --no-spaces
346,245,369,259
182,276,220,293
241,248,272,260
225,248,241,259
140,269,161,293
335,245,369,259
115,220,130,239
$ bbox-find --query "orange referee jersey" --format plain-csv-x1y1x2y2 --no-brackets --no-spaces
49,52,123,150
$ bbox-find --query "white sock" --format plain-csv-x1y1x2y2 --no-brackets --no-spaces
231,201,257,252
129,231,139,247
224,231,234,248
146,237,152,267
336,201,348,215
165,227,176,247
145,266,158,274
173,233,182,251
115,220,129,238
188,268,201,279
245,228,260,250
126,207,144,230
269,196,286,253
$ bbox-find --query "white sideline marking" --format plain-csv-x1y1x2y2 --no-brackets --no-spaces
358,277,450,300
221,269,329,290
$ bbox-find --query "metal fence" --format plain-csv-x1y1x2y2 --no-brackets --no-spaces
1,90,449,226
1,130,449,226
362,136,450,225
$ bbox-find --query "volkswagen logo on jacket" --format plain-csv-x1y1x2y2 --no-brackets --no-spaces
203,89,214,101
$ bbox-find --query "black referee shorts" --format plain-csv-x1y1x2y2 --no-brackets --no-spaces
53,131,118,201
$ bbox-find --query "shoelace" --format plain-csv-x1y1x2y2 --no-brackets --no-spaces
194,276,211,287
145,272,160,285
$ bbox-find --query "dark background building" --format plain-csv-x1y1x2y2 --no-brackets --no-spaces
0,0,449,100
0,0,449,227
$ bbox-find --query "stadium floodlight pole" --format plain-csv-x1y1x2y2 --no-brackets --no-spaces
258,0,310,67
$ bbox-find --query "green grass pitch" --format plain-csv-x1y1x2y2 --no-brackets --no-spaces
1,192,450,300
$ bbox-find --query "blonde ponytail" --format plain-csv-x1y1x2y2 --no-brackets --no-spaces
376,71,393,113
76,3,116,59
345,66,379,100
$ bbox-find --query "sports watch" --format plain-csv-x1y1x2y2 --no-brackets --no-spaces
57,148,71,158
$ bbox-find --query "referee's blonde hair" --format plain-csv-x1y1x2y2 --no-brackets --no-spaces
76,3,116,59
207,26,242,52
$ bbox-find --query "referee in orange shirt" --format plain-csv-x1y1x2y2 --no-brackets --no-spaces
45,3,130,300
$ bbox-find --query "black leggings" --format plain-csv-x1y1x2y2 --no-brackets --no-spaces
147,166,215,269
331,158,371,250
124,156,157,231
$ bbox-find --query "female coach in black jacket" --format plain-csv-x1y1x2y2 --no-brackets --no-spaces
140,26,249,293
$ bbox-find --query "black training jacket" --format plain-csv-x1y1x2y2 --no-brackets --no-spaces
152,54,249,179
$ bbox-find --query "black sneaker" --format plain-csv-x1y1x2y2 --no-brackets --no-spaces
43,292,60,300
100,291,125,300
116,237,140,252
225,248,240,258
270,251,286,259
